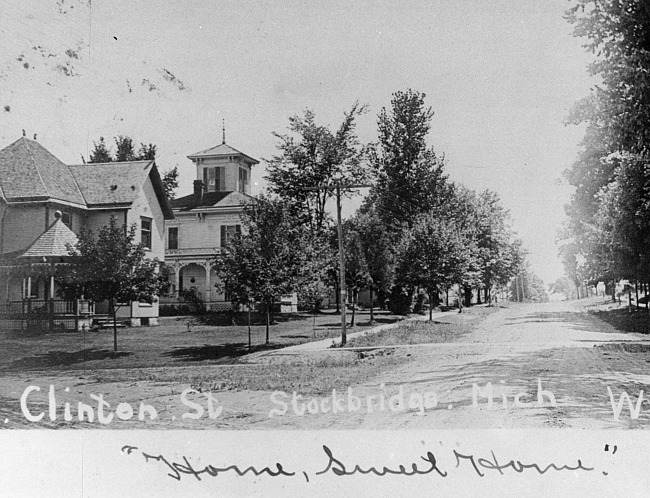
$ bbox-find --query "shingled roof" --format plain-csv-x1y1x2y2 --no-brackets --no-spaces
68,160,174,219
69,161,152,206
187,142,259,164
0,137,85,205
171,191,252,211
19,215,78,258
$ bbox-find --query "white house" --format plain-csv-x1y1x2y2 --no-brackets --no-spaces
163,134,257,311
0,134,173,331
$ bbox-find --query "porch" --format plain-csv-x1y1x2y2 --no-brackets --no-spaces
0,299,93,333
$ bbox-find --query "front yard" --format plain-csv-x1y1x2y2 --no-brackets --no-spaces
0,309,406,372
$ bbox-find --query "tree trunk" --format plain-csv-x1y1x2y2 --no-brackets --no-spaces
248,303,252,349
476,288,482,305
428,287,433,321
635,280,639,309
369,285,374,323
350,289,356,327
265,302,270,344
612,279,616,302
458,283,463,314
111,299,118,352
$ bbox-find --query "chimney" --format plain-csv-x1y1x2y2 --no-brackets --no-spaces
193,180,204,201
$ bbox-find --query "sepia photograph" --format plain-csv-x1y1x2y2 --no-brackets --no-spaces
1,0,649,495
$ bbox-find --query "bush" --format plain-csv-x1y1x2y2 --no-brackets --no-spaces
388,286,412,315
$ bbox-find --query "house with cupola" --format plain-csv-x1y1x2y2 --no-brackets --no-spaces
0,133,173,331
163,131,258,310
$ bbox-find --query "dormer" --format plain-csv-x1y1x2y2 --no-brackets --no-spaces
187,138,258,195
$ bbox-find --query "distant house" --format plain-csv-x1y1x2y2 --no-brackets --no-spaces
0,134,173,331
163,136,258,311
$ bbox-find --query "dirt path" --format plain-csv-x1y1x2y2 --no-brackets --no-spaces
3,300,650,429
229,300,650,430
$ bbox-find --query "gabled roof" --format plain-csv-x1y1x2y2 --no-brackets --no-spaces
19,216,78,258
68,160,174,219
69,160,152,206
0,137,85,205
187,142,259,165
171,191,251,212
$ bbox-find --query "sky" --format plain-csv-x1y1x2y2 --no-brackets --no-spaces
0,0,596,285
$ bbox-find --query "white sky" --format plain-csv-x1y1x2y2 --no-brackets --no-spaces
0,0,595,285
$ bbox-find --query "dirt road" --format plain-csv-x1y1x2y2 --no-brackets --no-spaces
237,299,650,430
3,299,650,430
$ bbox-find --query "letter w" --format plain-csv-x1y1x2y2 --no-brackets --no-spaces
608,387,644,421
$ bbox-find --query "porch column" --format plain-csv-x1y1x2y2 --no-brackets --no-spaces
203,262,212,302
50,276,55,300
26,276,31,299
174,266,181,298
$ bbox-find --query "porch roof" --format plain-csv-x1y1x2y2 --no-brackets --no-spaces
19,217,78,258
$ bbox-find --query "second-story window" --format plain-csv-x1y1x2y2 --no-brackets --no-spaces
61,212,72,230
203,166,225,192
141,217,152,250
220,224,241,248
168,227,178,250
239,168,249,193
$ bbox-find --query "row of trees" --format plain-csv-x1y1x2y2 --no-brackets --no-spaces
560,2,650,299
216,89,528,335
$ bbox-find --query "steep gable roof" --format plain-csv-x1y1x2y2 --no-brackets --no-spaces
19,216,78,258
68,160,152,206
187,142,259,164
69,160,174,219
0,137,85,205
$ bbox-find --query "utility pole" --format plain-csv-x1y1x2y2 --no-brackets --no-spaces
336,184,347,345
300,182,370,346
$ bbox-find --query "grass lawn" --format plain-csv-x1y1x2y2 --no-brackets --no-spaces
344,305,497,348
0,309,405,372
588,303,650,334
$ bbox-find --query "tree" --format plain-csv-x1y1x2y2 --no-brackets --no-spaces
161,166,179,200
214,196,333,343
395,214,472,321
366,89,453,229
342,219,372,327
265,103,369,233
563,1,650,292
346,208,394,322
89,137,112,163
115,135,136,162
510,265,548,303
57,216,166,351
566,0,650,157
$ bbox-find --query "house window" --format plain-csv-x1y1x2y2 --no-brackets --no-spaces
168,227,178,250
239,168,249,193
61,212,72,230
220,224,241,247
203,166,225,192
141,217,152,250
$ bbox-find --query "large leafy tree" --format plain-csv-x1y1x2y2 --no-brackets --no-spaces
567,0,650,157
348,207,395,322
366,89,453,229
57,216,166,351
563,1,650,290
342,218,372,327
265,103,369,233
214,196,333,343
395,214,472,321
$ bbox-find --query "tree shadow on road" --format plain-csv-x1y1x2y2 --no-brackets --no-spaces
8,348,132,370
161,342,287,362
